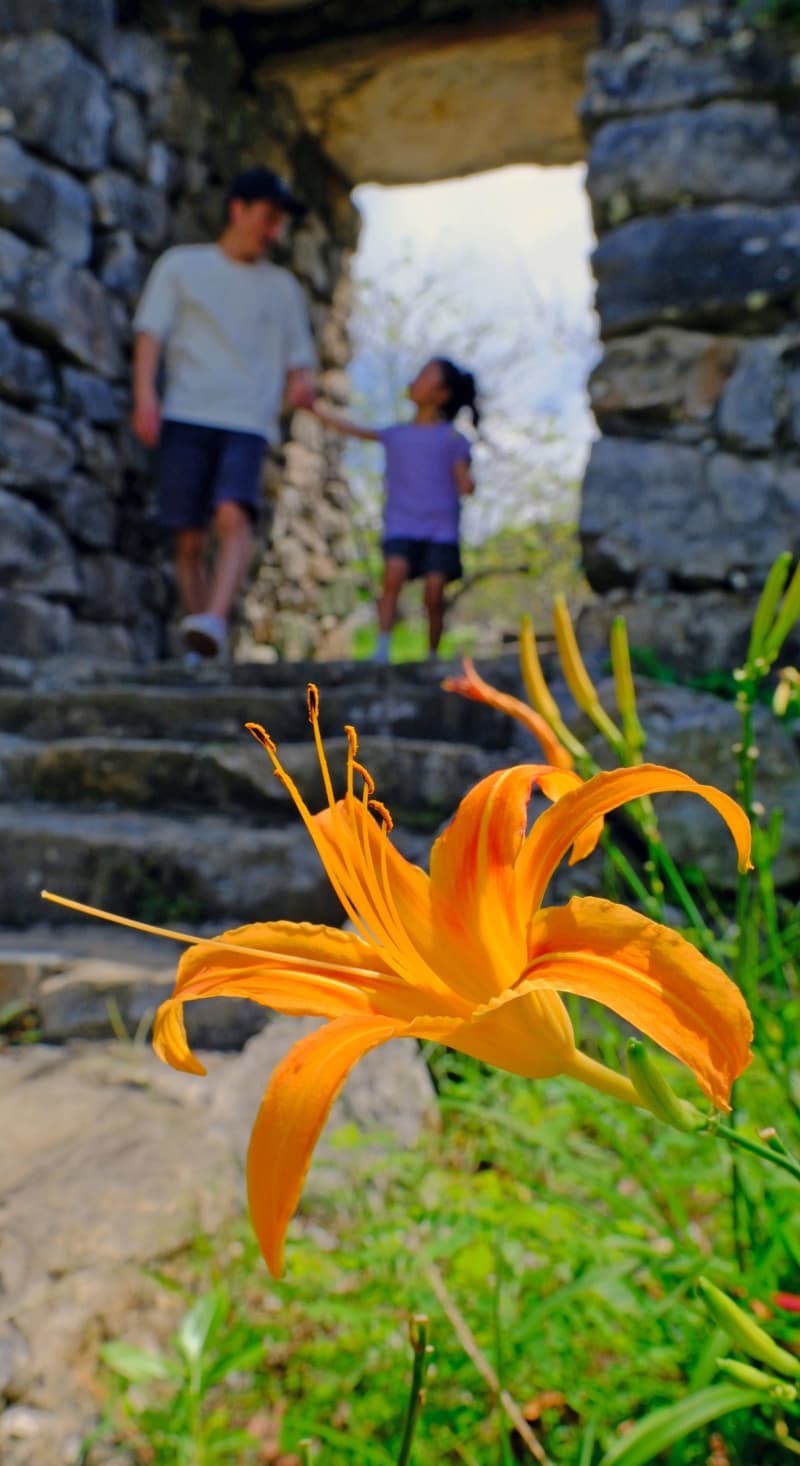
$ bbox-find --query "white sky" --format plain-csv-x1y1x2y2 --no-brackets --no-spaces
345,164,599,536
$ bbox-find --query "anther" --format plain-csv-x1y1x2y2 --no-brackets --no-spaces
369,798,394,831
345,725,358,757
352,760,376,796
307,683,320,721
246,722,276,753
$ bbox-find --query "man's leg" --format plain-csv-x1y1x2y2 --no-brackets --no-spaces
423,571,447,654
174,529,209,615
206,500,255,621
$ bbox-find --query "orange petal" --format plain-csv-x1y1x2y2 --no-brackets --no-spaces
247,1014,401,1276
442,659,573,769
153,921,410,1074
525,897,753,1108
429,764,559,997
517,764,752,918
409,981,576,1079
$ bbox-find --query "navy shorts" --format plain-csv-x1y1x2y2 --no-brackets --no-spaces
156,420,267,530
382,537,462,583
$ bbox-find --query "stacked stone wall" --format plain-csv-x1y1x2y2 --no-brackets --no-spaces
0,0,358,664
581,0,800,673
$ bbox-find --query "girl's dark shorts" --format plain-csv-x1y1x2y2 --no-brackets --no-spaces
156,420,268,530
382,537,462,583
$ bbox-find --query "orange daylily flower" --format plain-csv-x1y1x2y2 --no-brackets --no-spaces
144,686,752,1278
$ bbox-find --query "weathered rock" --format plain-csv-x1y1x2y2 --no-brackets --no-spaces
0,948,66,1007
74,422,124,493
0,732,504,827
581,437,800,591
0,594,72,659
98,27,173,101
576,589,760,679
589,327,739,429
55,476,117,550
0,1020,434,1458
0,33,112,173
716,340,780,451
594,205,800,336
588,103,800,228
0,138,92,263
0,321,55,406
0,400,75,486
109,86,148,177
582,32,794,131
0,488,78,597
90,168,169,248
77,555,148,623
598,0,727,46
0,0,115,62
69,622,137,662
8,247,123,378
0,804,346,926
60,366,122,425
96,227,146,301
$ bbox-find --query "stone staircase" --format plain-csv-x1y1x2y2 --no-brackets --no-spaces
0,655,519,933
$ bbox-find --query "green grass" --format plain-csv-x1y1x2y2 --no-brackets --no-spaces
92,1033,800,1465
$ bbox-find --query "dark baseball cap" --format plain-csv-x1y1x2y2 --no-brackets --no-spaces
226,166,307,219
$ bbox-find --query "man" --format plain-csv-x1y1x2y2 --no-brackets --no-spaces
132,166,317,661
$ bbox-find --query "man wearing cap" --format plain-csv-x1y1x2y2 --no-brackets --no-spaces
132,167,317,661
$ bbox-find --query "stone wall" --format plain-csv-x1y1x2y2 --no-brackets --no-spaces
0,0,358,663
580,0,800,673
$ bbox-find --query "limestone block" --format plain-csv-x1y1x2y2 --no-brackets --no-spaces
0,34,112,174
8,249,124,378
0,0,114,62
90,169,168,249
582,33,792,130
98,28,173,100
0,593,72,658
581,437,800,591
0,488,79,597
74,422,123,494
588,103,800,226
97,227,146,302
55,476,117,550
716,341,780,451
109,87,148,178
61,366,122,425
0,400,75,486
589,327,739,426
594,204,800,336
599,0,726,45
0,321,55,406
576,589,756,680
69,621,136,661
77,554,146,624
0,138,92,264
0,226,32,310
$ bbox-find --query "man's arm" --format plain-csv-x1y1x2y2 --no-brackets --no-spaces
284,367,317,412
311,401,379,442
132,331,163,447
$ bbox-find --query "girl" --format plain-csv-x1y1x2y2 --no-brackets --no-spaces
313,357,479,662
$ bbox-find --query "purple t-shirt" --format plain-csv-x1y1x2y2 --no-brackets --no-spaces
377,422,471,542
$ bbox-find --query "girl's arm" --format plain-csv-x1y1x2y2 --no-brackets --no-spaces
454,458,475,497
312,401,379,441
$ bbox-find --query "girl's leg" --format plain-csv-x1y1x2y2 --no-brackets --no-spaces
376,555,409,661
423,571,447,655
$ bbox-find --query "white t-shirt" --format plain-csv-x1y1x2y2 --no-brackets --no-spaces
133,243,316,441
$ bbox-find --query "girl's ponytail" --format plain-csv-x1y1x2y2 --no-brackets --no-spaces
436,357,481,430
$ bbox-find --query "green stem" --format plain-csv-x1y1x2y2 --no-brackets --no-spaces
397,1317,432,1466
712,1122,800,1185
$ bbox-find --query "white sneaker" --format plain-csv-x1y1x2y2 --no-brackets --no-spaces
180,613,227,659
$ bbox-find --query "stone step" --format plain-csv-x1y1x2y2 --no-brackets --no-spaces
0,674,513,747
0,734,505,823
0,803,354,929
